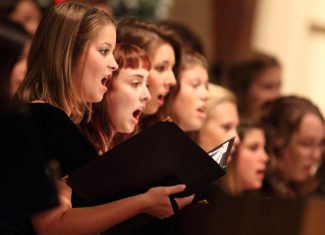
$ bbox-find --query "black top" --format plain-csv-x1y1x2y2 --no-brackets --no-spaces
0,103,98,234
26,103,98,177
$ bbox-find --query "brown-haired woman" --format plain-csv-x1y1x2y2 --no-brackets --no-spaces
117,18,181,129
157,51,210,132
220,120,269,196
259,95,325,198
221,51,282,120
0,19,31,111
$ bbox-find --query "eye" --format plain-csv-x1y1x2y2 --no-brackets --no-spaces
190,80,201,88
154,65,167,73
132,82,140,87
221,124,232,132
100,48,110,56
131,80,142,87
261,83,275,91
248,143,259,151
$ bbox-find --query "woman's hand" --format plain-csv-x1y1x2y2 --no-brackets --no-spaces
140,184,194,219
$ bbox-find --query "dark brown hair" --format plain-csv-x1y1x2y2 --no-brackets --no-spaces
221,120,266,196
221,51,280,118
259,95,325,197
117,18,181,75
117,18,182,130
0,19,30,111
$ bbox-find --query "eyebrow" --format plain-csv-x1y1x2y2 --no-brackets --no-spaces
155,60,170,65
101,42,112,47
130,74,146,79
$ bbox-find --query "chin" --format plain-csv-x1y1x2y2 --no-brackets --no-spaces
247,183,260,191
295,176,309,183
120,125,135,134
184,122,202,132
89,95,104,103
255,181,262,189
144,105,158,115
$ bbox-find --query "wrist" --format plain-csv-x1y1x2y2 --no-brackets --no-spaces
133,191,150,214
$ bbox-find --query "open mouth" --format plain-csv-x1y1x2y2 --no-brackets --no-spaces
256,169,265,178
158,94,165,101
157,94,166,105
133,108,143,121
197,107,207,115
101,75,111,87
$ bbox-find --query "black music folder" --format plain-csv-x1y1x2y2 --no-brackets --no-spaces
67,121,234,206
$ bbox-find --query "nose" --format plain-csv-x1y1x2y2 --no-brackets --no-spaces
311,147,322,163
274,88,281,97
271,89,281,100
108,55,118,71
232,129,240,147
141,86,151,102
164,69,176,87
201,84,210,101
260,149,269,162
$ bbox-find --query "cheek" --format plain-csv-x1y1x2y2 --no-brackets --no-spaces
11,62,24,80
108,91,127,111
148,73,161,91
294,148,311,166
281,145,301,172
207,126,224,143
239,154,260,188
89,55,103,73
237,156,252,183
174,90,192,109
106,96,120,121
248,87,266,103
238,153,252,173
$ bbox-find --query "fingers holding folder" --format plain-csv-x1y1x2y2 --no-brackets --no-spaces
141,184,194,219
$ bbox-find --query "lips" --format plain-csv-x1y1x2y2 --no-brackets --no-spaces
101,74,112,87
132,107,144,123
157,94,165,105
197,106,207,118
256,169,265,178
303,165,313,175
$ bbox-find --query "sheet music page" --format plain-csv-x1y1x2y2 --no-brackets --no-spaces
208,141,231,170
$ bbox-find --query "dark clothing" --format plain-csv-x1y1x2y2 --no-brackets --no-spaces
26,103,98,177
128,181,224,235
0,103,98,234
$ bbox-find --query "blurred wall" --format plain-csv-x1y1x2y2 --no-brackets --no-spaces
252,0,325,114
168,0,257,84
168,0,215,62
